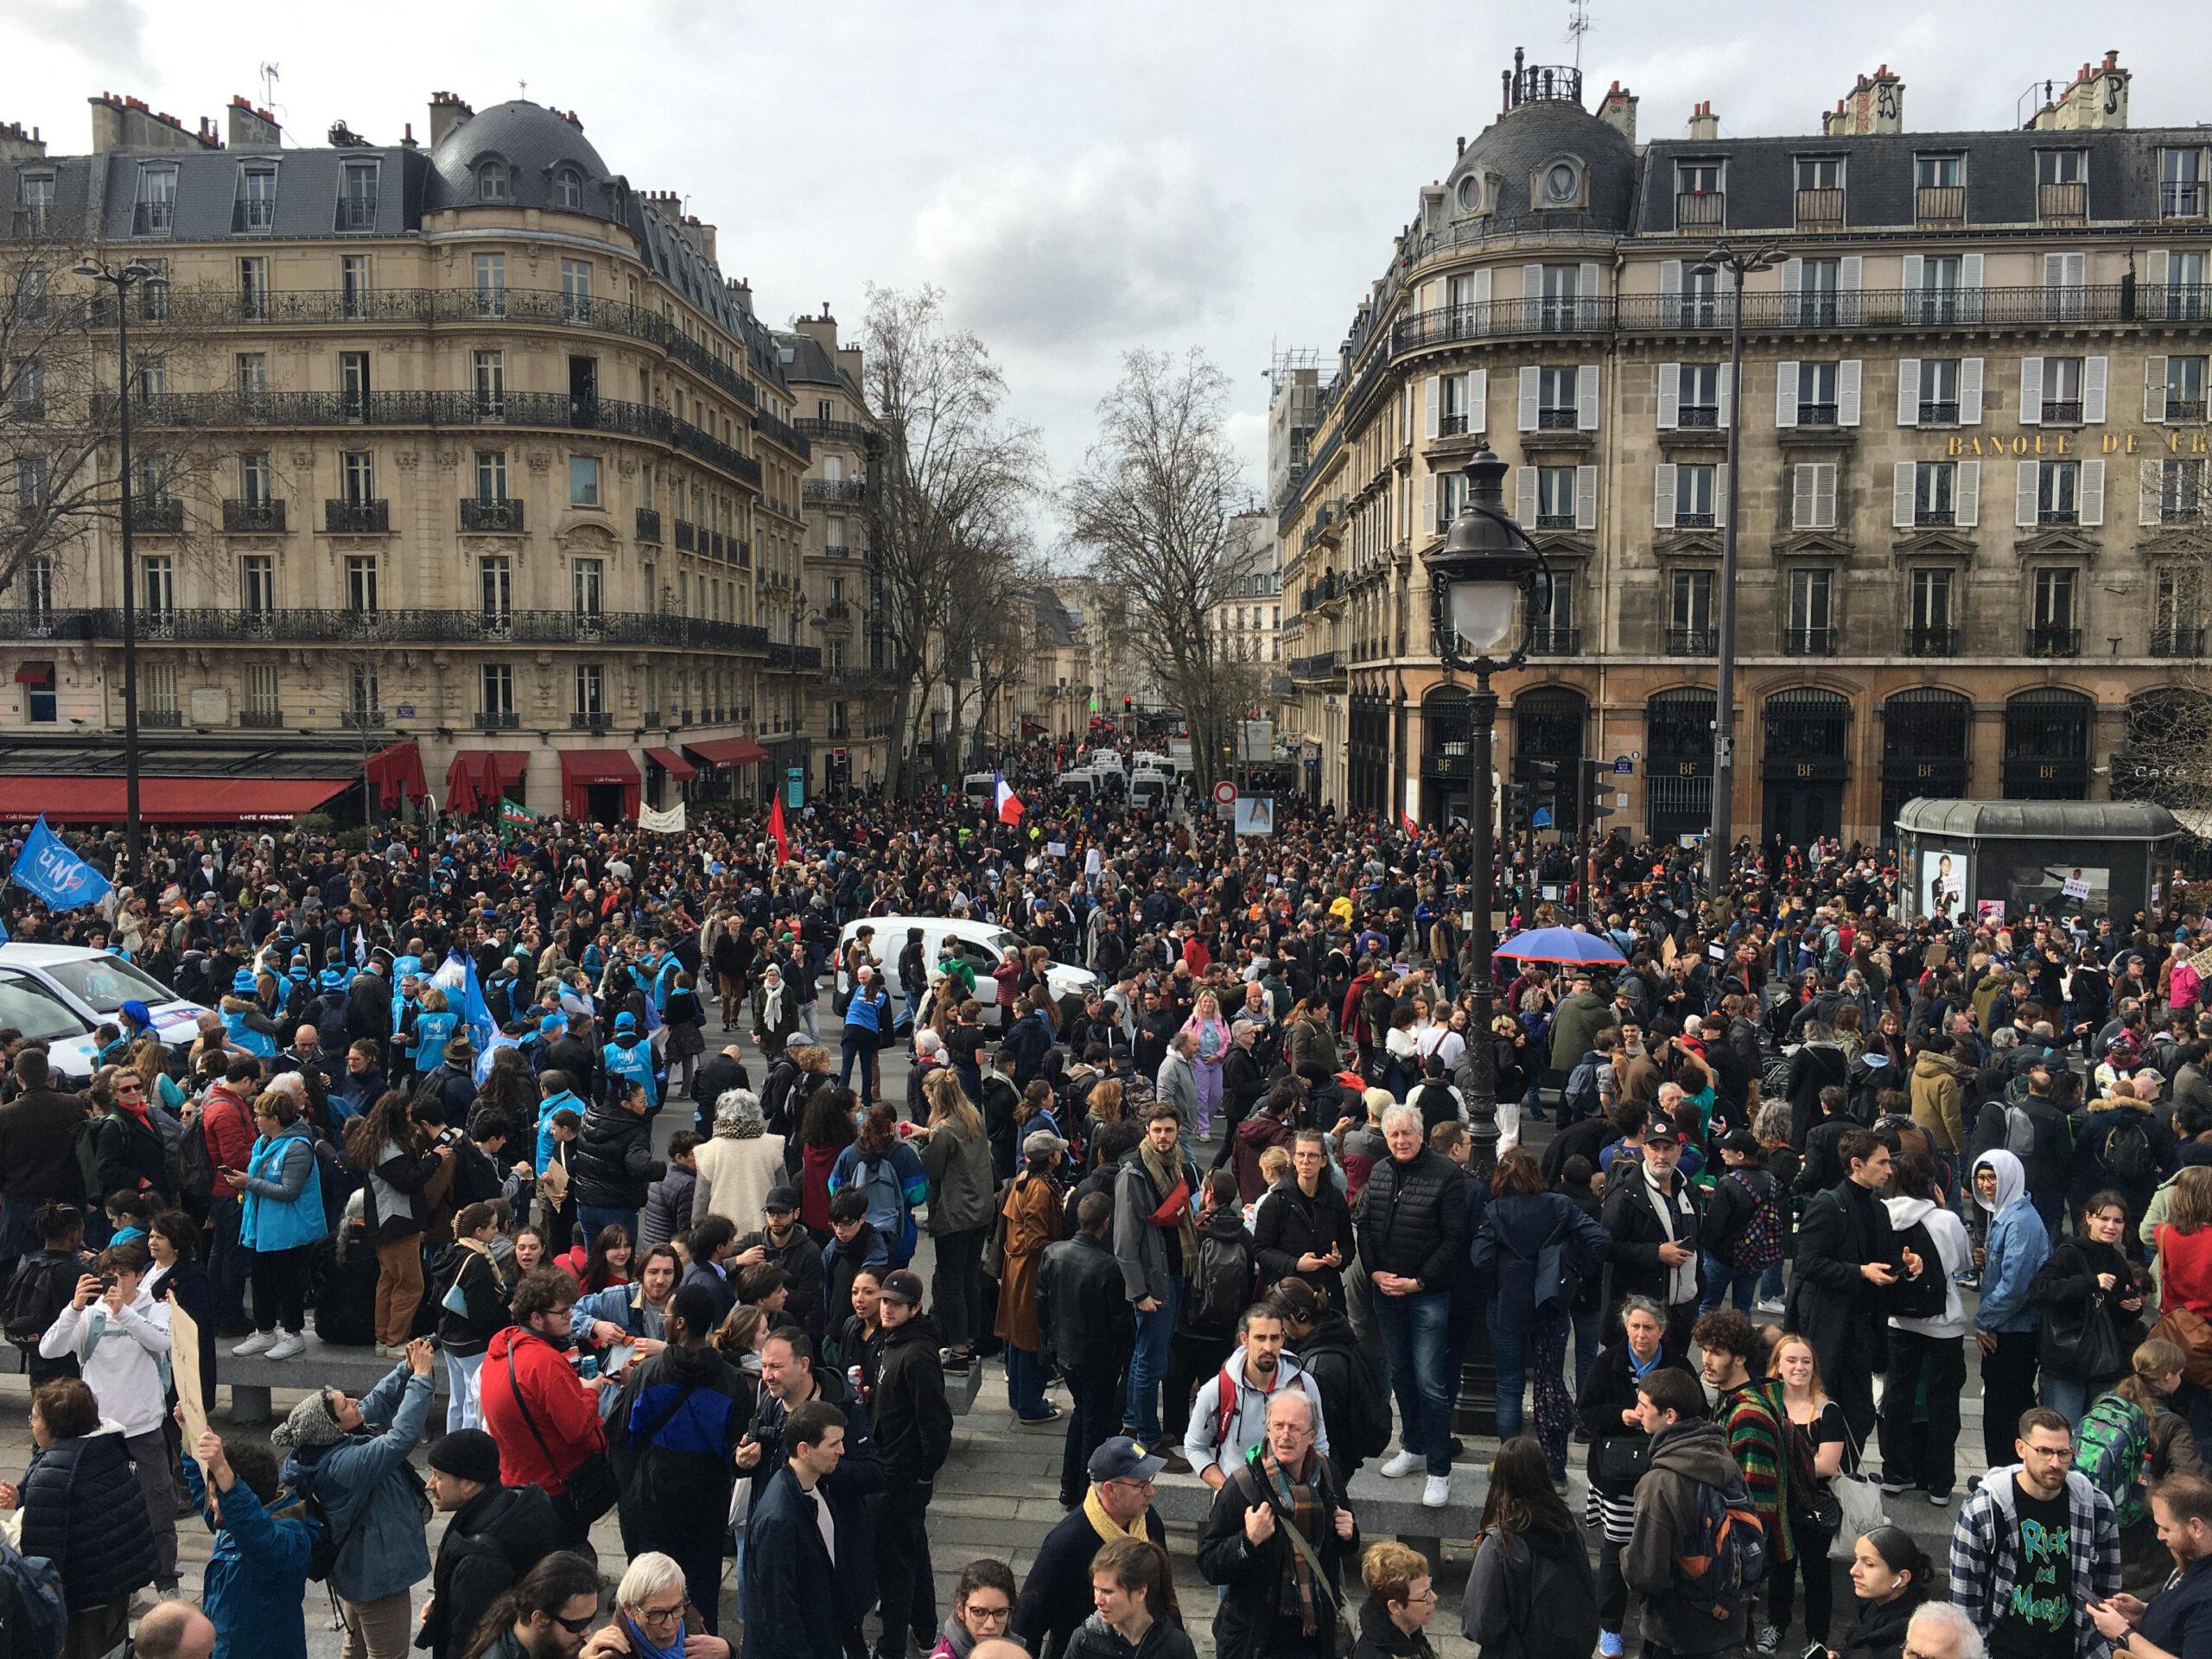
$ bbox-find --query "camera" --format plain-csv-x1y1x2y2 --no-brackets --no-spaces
96,1274,117,1293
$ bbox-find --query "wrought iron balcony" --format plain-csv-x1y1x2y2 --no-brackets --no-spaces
1796,402,1840,428
335,197,378,232
2024,624,2082,658
634,507,662,543
1536,407,1580,430
139,707,182,728
2167,398,2209,423
1904,626,1959,657
1677,405,1719,429
324,499,390,534
1915,506,1955,527
1527,626,1581,655
795,417,878,447
2152,626,2207,658
460,498,524,533
129,498,182,532
2037,506,2079,527
1535,512,1575,530
766,643,823,670
232,200,275,234
1287,651,1342,681
1665,627,1717,656
803,478,866,505
237,709,285,728
130,201,173,238
1674,511,1716,530
674,519,696,551
222,499,286,533
1438,413,1471,437
570,712,613,733
1918,400,1961,426
1784,626,1840,656
474,710,521,730
2041,399,2083,424
823,600,852,621
752,409,812,461
3,606,772,652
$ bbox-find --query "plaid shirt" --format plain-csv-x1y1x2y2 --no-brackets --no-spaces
1948,1465,2121,1659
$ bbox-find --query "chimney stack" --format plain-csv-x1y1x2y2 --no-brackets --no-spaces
2040,48,2130,130
1686,100,1719,141
88,92,218,155
0,120,45,165
1599,79,1638,144
1821,65,1904,136
428,91,473,149
226,95,281,149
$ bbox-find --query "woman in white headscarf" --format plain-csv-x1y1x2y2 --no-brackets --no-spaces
751,962,800,1060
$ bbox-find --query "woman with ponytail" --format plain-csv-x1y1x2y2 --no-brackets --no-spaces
1829,1527,1930,1659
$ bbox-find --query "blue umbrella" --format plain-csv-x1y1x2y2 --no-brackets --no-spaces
1493,925,1626,965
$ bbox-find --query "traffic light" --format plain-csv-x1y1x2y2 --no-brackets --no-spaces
1584,757,1618,820
1499,782,1526,838
1122,696,1133,714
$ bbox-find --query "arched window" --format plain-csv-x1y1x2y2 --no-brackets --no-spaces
554,168,582,210
477,162,510,202
2002,688,2092,800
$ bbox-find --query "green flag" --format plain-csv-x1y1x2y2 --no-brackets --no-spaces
498,797,533,838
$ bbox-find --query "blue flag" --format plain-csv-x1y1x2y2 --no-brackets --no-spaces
9,817,112,912
457,950,496,1052
0,911,10,943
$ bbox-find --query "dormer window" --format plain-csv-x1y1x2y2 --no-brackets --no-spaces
554,168,582,211
1541,160,1581,206
233,164,276,233
1456,175,1483,213
477,162,511,203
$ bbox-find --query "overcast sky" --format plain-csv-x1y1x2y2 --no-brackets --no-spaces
5,0,2207,549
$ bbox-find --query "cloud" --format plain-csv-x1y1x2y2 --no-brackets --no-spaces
2,0,151,85
909,138,1242,348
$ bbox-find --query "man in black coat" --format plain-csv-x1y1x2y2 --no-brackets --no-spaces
868,1271,953,1659
1211,1022,1269,1171
344,961,392,1061
1784,1128,1922,1446
690,1043,751,1137
568,1090,663,1244
1038,1192,1137,1507
1194,1388,1359,1659
0,1049,86,1278
421,1429,564,1659
1600,1122,1702,1357
734,1187,826,1338
739,1399,872,1659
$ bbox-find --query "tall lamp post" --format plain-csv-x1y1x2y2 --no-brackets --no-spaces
781,604,825,803
73,258,165,887
1688,244,1783,898
1424,445,1550,1177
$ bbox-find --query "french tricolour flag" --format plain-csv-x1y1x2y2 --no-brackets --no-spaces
995,771,1026,825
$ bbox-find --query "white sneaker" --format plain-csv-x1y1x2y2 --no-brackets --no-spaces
1380,1449,1424,1478
1422,1474,1451,1508
266,1333,305,1360
231,1331,276,1357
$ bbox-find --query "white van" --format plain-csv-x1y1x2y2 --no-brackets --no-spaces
835,915,1096,1027
1055,768,1100,800
962,772,997,806
1129,772,1171,810
0,944,209,1081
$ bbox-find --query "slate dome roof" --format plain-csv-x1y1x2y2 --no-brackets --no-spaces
425,99,622,221
1442,98,1637,234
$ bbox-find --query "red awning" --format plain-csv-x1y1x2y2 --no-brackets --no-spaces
683,737,768,768
14,662,52,683
443,750,531,816
484,750,530,792
644,747,696,781
365,741,427,809
557,748,639,787
0,774,352,823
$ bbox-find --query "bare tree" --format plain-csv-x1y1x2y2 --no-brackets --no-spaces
1063,347,1251,792
859,284,1041,798
938,543,1045,778
2113,482,2212,814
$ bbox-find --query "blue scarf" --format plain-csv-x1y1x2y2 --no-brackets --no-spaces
625,1616,683,1659
1627,1344,1663,1381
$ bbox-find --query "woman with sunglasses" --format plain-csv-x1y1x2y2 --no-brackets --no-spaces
928,1559,1016,1659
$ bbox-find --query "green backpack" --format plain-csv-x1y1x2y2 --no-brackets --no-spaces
2076,1392,2152,1529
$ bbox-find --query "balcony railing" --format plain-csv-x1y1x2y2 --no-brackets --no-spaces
795,417,877,447
139,708,182,728
1535,512,1575,530
335,197,378,232
1287,651,1342,681
474,710,521,730
766,643,823,670
1795,187,1846,227
1438,412,1471,437
634,507,661,543
1904,625,1959,657
134,284,758,409
2042,399,2083,424
1796,402,1840,428
1674,511,1716,530
2165,181,2209,219
1918,400,1961,426
324,499,389,534
2168,398,2209,423
1784,626,1840,656
221,499,286,533
570,712,613,733
1915,506,1955,527
1675,191,1726,229
2037,506,2079,526
1536,407,1580,430
2039,181,2088,222
752,409,811,461
1665,627,1716,656
238,709,284,728
128,498,183,532
232,200,275,234
4,606,772,652
130,201,173,237
1677,405,1719,429
673,519,695,551
2152,626,2207,658
2024,624,2083,658
823,600,852,621
108,388,766,491
802,478,866,505
1527,626,1581,655
460,498,524,533
1915,184,1966,224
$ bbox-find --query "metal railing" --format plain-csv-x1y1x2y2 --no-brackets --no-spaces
823,600,851,621
570,712,613,733
139,708,182,728
1287,651,1342,680
674,519,695,550
130,499,182,532
130,201,173,237
795,417,877,447
7,606,771,652
1795,402,1840,428
1904,626,1959,657
1536,407,1582,430
2165,182,2209,219
802,478,866,504
324,499,389,533
460,498,524,533
2037,506,2079,527
2152,626,2207,658
1918,400,1961,426
238,709,284,728
2042,399,2083,423
1784,626,1840,656
1915,506,1955,527
634,507,661,543
2169,398,2209,423
2024,624,2082,658
1535,512,1575,530
221,499,285,533
1677,405,1719,429
1527,626,1581,655
1665,627,1717,656
753,409,812,461
766,643,823,670
335,198,378,232
474,710,520,730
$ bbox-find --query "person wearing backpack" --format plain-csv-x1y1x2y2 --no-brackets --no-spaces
2029,1191,2150,1427
1193,1388,1357,1659
1165,1172,1257,1446
1274,1276,1389,1489
1880,1151,1973,1506
270,1338,436,1659
417,1429,563,1659
1785,1131,1925,1449
828,1106,929,1269
1461,1434,1599,1659
181,1428,315,1659
1181,1300,1331,1485
1698,1134,1786,1316
1621,1365,1764,1659
2069,1078,2175,1230
3,1205,92,1387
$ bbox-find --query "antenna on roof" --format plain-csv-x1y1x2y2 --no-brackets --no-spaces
1567,0,1592,73
257,62,286,139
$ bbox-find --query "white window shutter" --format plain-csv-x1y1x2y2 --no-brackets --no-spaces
1522,264,1543,303
1468,368,1488,433
1577,364,1600,430
1715,464,1729,527
1422,470,1434,528
1654,464,1677,529
1661,259,1683,324
2019,357,2044,426
2148,249,2170,293
1817,462,1837,528
1776,360,1800,428
1957,460,1979,527
1961,358,1985,425
1516,466,1539,525
2081,458,2105,526
2084,355,2108,424
1424,375,1440,441
2141,459,2164,528
1657,363,1681,429
1575,464,1598,531
1794,463,1816,530
1517,365,1539,432
1900,254,1924,293
1897,359,1922,427
1839,359,1863,427
1961,251,1984,289
1893,461,1916,529
2147,357,2170,423
2016,458,2038,527
1717,362,1732,428
1578,261,1600,325
1776,256,1799,325
2067,251,2086,288
1840,254,1863,320
1401,383,1412,443
1420,281,1435,315
1473,267,1492,315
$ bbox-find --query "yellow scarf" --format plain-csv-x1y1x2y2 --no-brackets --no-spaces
1084,1484,1148,1545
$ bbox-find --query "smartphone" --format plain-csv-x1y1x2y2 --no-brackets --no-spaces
1802,1643,1828,1659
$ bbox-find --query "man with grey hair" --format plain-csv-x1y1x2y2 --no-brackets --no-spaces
1213,1020,1268,1170
1155,1031,1200,1132
1357,1102,1470,1509
1907,1603,1986,1659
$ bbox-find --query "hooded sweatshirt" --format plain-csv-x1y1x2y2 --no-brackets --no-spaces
1972,1149,2050,1336
1621,1417,1755,1655
1883,1193,1972,1338
37,1284,171,1435
1180,1351,1330,1479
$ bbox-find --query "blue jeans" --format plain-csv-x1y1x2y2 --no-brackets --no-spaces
208,1195,251,1331
2041,1372,2093,1428
838,1036,875,1107
576,1205,639,1250
1698,1253,1761,1314
1491,1319,1530,1444
1373,1287,1453,1476
1007,1344,1051,1421
1123,1277,1183,1440
1758,1262,1785,1302
0,1201,41,1284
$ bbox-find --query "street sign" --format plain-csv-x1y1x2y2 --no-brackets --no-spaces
396,701,416,720
1612,755,1633,775
1531,805,1554,828
1211,780,1237,806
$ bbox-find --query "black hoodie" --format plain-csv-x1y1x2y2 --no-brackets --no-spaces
870,1312,953,1484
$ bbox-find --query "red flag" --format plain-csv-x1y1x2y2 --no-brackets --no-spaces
766,792,791,865
1401,809,1421,838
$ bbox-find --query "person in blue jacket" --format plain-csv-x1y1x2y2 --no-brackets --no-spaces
410,988,461,1083
220,969,280,1060
828,1109,930,1268
740,1397,876,1659
273,1339,436,1654
603,1013,658,1111
838,968,889,1109
228,1092,328,1361
182,1428,315,1659
535,1072,590,1175
1972,1148,2053,1471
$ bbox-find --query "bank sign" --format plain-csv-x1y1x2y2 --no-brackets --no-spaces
1939,428,2212,457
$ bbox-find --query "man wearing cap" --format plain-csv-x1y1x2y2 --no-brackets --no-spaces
420,1429,563,1659
731,1184,826,1339
868,1270,952,1659
1601,1117,1704,1358
1010,1437,1170,1659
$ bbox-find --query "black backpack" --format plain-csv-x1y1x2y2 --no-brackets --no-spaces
2101,1116,2157,1186
1890,1217,1948,1320
1181,1227,1255,1338
446,1137,504,1210
2,1255,80,1351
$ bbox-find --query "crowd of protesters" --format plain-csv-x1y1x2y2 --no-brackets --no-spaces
0,741,2209,1659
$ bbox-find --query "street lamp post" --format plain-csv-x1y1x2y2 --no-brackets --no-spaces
1688,244,1783,897
73,258,165,887
782,605,824,803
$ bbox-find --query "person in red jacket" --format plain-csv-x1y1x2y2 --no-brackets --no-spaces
194,1059,261,1333
478,1266,610,1549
